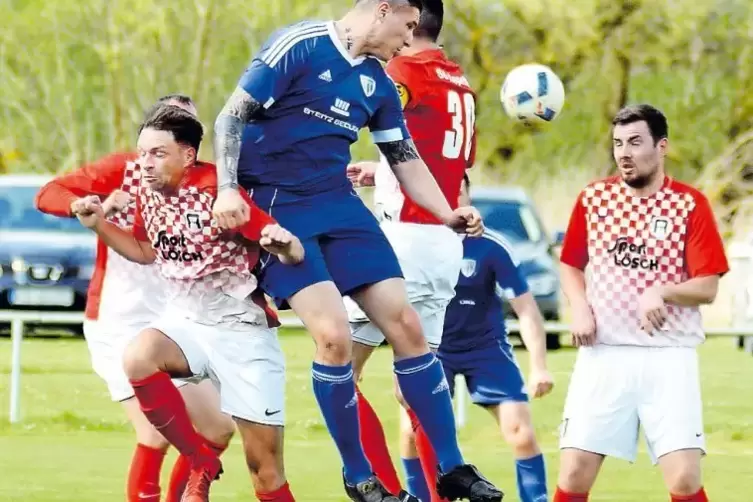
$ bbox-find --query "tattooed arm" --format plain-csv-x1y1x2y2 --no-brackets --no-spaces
213,87,262,190
377,139,454,224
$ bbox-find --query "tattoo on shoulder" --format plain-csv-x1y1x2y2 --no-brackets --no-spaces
377,139,420,165
220,87,262,123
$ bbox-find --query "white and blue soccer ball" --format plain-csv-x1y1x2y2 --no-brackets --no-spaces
500,63,565,123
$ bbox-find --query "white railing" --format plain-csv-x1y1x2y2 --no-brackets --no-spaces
4,310,752,427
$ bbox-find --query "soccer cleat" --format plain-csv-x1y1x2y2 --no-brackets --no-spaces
343,473,401,502
180,444,223,502
397,489,421,502
436,464,504,502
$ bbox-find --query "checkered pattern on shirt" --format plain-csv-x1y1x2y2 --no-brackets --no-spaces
582,180,704,346
139,185,265,326
97,161,165,322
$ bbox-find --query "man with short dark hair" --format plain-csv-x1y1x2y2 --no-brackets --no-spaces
74,105,304,502
210,1,502,500
554,104,729,502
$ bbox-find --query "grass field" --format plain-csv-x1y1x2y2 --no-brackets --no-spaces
1,331,752,501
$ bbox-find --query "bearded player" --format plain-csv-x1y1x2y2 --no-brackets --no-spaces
343,1,479,498
35,95,236,502
554,104,728,502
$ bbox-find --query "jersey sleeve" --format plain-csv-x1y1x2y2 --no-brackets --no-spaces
131,193,149,243
385,58,420,111
237,25,318,110
35,152,130,217
237,190,277,241
560,191,589,270
685,192,729,277
487,235,529,298
369,69,411,144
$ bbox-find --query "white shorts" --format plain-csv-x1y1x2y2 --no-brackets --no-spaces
559,345,705,464
150,315,286,427
83,319,187,402
345,221,463,349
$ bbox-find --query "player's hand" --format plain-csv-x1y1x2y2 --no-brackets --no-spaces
445,206,484,237
213,187,250,229
71,195,105,229
346,162,377,188
570,303,597,347
102,189,131,216
638,286,668,334
260,224,305,265
528,367,554,398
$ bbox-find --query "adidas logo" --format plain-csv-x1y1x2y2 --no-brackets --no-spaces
432,378,450,395
345,393,358,408
318,69,332,82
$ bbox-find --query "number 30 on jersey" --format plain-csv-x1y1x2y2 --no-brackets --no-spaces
443,90,476,161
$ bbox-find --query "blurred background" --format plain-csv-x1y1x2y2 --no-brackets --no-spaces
2,1,753,500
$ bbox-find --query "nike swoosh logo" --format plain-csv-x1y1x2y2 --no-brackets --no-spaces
265,409,281,416
138,493,160,499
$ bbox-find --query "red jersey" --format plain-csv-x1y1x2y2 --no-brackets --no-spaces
35,153,166,323
376,49,476,225
132,162,278,328
560,176,729,347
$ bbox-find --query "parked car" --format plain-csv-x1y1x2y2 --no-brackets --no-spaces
0,175,95,333
470,185,564,349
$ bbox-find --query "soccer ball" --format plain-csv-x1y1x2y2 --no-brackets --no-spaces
500,64,565,123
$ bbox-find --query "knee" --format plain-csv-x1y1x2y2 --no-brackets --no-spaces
135,426,170,451
246,453,285,494
557,452,599,493
123,329,162,380
502,420,537,452
389,305,426,352
312,317,353,365
665,466,702,496
200,414,236,448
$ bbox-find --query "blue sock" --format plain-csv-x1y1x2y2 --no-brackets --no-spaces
394,353,464,473
515,454,548,502
402,457,430,502
312,362,372,484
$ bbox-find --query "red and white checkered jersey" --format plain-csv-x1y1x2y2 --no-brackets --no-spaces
132,162,278,329
560,176,729,347
35,152,165,324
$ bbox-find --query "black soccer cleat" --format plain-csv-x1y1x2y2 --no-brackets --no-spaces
436,464,504,502
397,490,421,502
343,473,401,502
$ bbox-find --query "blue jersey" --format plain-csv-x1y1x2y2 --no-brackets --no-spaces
441,231,529,352
237,20,409,197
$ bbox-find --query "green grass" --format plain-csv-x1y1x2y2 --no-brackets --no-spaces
1,332,752,501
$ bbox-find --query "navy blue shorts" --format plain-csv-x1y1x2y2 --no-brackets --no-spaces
438,340,528,406
251,186,404,308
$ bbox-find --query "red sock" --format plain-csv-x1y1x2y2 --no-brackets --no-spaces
553,486,589,501
130,372,202,456
356,386,403,494
126,443,165,502
256,481,296,501
671,488,708,502
164,436,228,502
408,409,447,502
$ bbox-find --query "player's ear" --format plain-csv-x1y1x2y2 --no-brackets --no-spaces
182,145,197,167
657,137,668,157
376,1,390,20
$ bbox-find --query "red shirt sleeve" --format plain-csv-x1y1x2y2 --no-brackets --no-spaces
237,190,276,241
386,58,421,110
560,191,589,270
685,192,729,277
35,152,131,217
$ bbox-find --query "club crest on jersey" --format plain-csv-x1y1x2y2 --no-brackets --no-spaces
185,212,203,232
460,259,477,278
649,217,671,239
360,75,376,97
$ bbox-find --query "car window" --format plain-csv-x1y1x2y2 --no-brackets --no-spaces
473,199,544,243
0,185,89,233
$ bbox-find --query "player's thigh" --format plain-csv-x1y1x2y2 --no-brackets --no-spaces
639,348,705,465
235,417,287,491
557,448,606,494
180,381,236,446
288,280,352,363
258,236,331,310
560,346,641,462
136,316,210,379
657,448,703,495
208,326,286,428
321,222,404,299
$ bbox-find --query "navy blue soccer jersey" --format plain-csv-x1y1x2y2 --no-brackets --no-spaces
237,20,410,196
441,231,529,352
